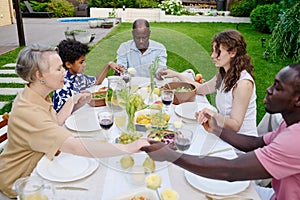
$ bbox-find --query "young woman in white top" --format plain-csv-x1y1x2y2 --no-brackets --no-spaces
160,30,257,137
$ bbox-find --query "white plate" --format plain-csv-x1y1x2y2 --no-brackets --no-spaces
184,170,250,195
130,77,150,88
174,102,217,120
37,152,99,182
65,111,101,132
112,188,159,200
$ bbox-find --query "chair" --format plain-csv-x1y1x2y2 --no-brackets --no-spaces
0,112,9,154
76,4,89,17
22,1,53,18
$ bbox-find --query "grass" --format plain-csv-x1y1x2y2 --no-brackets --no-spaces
86,22,292,123
0,22,292,123
0,74,18,77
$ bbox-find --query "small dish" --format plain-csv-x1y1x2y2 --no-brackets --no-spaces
88,91,106,107
134,109,169,132
147,129,176,149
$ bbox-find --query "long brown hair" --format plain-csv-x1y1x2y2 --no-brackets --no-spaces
213,30,254,92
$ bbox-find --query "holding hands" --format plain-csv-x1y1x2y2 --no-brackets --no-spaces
141,140,180,162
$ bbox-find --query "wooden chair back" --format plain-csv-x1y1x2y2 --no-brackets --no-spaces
0,113,9,144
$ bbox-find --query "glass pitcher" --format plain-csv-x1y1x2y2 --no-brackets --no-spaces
14,176,54,200
106,76,126,112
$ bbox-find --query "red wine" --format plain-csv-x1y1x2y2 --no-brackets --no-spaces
123,75,130,83
100,119,113,130
175,137,191,151
162,99,172,106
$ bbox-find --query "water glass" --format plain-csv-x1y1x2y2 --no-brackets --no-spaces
14,176,54,200
174,129,193,152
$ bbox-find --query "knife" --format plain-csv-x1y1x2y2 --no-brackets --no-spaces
55,186,88,191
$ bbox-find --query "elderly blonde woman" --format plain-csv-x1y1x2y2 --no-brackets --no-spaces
0,44,148,198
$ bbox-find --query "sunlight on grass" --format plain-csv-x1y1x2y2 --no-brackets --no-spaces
86,27,216,80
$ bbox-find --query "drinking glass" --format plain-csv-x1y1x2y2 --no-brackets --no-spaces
14,176,54,200
161,90,174,112
106,76,121,111
121,70,131,85
174,129,193,152
98,111,114,142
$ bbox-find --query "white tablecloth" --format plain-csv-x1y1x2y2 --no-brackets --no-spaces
31,78,260,200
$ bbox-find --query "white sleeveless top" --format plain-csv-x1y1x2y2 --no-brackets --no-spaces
216,70,257,137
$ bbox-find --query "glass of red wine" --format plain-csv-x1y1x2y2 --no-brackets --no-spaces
174,129,193,152
161,90,174,112
98,111,114,142
121,70,131,85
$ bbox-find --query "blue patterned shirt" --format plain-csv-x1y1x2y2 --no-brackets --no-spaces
53,71,96,112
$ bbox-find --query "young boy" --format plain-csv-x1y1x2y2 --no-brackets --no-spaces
53,40,122,113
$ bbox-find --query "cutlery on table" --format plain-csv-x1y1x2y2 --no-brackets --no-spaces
202,147,233,156
55,186,88,191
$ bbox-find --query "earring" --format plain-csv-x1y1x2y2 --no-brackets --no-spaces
40,80,45,84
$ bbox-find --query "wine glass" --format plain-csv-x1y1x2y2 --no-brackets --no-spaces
174,129,193,152
161,90,174,112
121,70,131,85
98,111,114,142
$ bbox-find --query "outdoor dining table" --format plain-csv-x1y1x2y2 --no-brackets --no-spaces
30,77,261,200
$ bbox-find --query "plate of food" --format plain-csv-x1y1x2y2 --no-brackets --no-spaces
184,170,250,195
174,102,217,121
134,109,170,132
147,129,175,149
37,152,99,182
88,90,106,107
65,111,101,132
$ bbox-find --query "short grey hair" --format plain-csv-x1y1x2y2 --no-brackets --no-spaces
16,44,58,83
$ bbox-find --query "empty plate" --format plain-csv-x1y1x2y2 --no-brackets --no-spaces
37,152,99,182
65,111,101,132
175,102,217,120
184,170,250,195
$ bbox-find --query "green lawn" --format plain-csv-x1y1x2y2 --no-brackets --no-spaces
0,22,292,123
86,22,292,123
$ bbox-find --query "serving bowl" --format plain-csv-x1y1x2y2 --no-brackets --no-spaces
162,82,196,105
88,91,106,107
134,109,170,132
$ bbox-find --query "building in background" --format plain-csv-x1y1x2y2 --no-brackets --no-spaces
0,0,14,26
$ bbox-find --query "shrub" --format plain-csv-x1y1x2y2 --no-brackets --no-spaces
269,2,300,62
88,0,159,8
250,4,281,33
47,0,75,17
230,0,255,17
20,0,48,12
